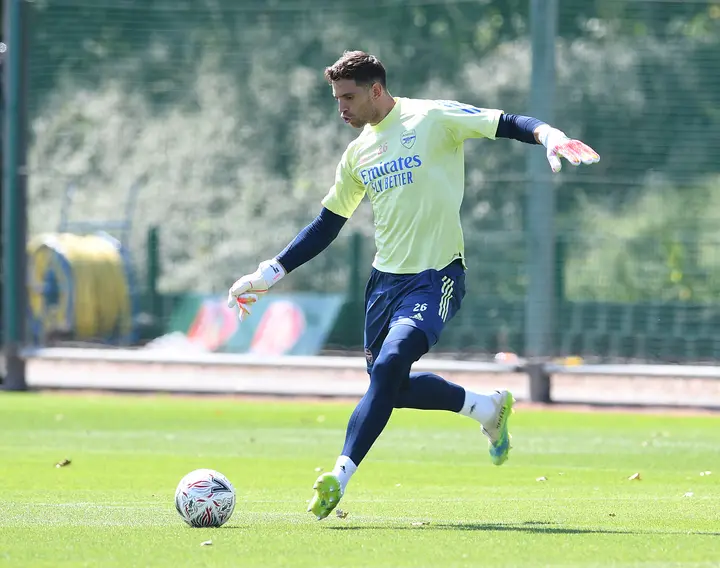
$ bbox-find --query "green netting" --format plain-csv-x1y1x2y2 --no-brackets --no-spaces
25,0,720,361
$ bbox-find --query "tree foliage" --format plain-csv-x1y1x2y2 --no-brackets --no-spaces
24,0,720,301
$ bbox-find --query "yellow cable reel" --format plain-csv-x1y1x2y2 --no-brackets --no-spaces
27,232,134,344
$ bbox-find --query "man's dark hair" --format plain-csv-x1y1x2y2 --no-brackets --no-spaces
324,51,387,88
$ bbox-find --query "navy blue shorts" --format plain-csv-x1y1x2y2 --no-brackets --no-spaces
363,259,466,371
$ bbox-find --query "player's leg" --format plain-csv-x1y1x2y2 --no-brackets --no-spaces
339,324,426,463
380,314,489,415
308,322,423,520
308,268,395,520
398,369,514,465
310,322,513,519
390,324,465,411
389,332,514,466
307,263,513,519
388,259,514,465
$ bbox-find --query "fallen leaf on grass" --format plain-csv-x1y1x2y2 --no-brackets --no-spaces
536,476,548,482
628,473,641,481
200,540,213,546
335,509,348,519
55,459,71,468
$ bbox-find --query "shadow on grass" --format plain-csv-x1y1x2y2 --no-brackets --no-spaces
325,520,720,536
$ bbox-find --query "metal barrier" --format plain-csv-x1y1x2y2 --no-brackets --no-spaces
17,347,720,409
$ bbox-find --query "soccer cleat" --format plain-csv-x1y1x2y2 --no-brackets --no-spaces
307,472,343,520
481,390,515,466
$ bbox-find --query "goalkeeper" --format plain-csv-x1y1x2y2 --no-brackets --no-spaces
227,51,600,520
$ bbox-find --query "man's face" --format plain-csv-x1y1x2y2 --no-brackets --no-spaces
332,79,378,129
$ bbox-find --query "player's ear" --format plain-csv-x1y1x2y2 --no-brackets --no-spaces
371,82,382,100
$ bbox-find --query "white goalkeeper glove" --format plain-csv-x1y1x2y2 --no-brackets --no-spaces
227,259,286,321
535,124,600,173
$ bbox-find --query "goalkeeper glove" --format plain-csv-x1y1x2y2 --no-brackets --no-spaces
227,259,286,321
535,124,600,173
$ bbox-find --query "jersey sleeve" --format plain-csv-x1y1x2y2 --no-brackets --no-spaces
432,100,503,144
321,147,365,219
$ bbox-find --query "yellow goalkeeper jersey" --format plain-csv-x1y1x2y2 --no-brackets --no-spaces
322,97,502,274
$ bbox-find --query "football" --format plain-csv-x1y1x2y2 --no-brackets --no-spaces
174,469,236,527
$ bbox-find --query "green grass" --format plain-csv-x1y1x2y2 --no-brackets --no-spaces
1,392,719,568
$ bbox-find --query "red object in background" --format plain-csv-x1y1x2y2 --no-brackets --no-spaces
187,300,239,351
250,301,306,356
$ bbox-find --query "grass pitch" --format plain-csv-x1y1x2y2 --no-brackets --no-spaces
1,392,719,567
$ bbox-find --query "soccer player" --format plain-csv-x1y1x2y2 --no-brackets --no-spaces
227,51,600,520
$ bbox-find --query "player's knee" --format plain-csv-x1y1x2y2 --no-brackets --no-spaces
369,345,410,398
370,349,406,381
368,327,428,400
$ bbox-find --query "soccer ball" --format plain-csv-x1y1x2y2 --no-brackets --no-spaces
174,469,236,527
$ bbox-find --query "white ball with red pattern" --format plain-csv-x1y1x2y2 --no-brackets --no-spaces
174,469,236,527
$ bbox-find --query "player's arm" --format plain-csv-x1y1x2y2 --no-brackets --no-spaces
495,113,600,173
435,100,600,173
227,149,364,321
276,208,347,273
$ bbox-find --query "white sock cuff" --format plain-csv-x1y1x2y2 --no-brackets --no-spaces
332,455,357,494
459,391,497,425
333,455,357,475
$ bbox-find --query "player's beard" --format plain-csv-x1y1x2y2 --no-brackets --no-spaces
348,107,381,129
348,117,366,129
351,99,383,128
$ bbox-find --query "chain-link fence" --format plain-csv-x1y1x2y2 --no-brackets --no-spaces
24,0,720,361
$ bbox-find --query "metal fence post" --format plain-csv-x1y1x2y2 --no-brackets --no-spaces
528,362,552,403
524,0,558,400
2,0,29,390
146,226,161,321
